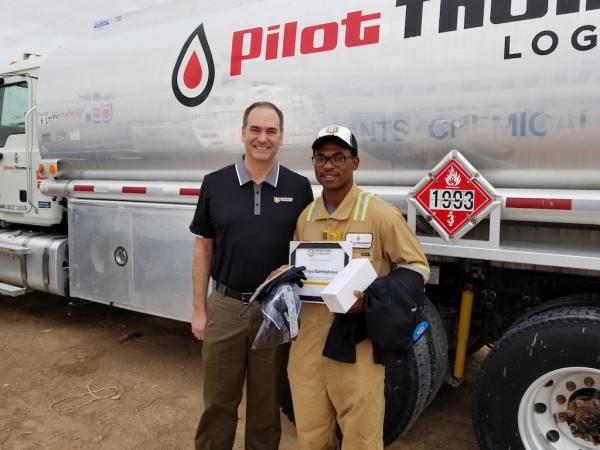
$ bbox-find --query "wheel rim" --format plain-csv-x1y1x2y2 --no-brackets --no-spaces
518,367,600,449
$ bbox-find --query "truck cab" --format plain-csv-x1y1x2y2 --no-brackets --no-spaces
0,58,67,297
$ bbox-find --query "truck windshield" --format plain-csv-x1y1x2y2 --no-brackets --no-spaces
0,81,28,147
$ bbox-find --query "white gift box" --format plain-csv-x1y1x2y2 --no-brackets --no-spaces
320,258,377,313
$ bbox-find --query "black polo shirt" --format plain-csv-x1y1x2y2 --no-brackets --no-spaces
190,156,313,292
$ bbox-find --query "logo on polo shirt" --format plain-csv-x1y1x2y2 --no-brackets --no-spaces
274,197,293,203
346,233,373,248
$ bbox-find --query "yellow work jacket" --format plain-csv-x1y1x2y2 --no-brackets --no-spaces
294,183,429,281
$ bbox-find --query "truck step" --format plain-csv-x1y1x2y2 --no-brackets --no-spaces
0,243,31,255
0,282,31,297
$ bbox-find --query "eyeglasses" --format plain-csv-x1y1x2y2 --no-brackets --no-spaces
311,155,355,167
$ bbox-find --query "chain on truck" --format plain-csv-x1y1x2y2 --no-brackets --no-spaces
1,0,599,448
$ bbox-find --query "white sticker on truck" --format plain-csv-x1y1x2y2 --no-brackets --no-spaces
69,129,81,141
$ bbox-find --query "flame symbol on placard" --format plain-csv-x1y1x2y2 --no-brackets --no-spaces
445,167,461,187
172,24,215,107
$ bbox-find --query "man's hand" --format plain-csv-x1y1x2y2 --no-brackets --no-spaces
191,308,208,340
347,290,365,314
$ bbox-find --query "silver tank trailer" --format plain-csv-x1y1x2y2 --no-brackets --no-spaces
35,0,600,190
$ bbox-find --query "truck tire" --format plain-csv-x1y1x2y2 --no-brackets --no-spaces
383,332,432,444
510,294,600,328
472,306,600,450
385,296,449,440
423,296,448,407
281,297,448,446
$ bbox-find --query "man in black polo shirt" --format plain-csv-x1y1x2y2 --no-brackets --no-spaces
189,101,313,450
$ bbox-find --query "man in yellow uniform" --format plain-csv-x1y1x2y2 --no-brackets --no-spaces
288,125,429,449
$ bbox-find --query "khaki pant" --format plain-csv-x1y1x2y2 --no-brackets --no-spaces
195,291,288,450
288,303,385,450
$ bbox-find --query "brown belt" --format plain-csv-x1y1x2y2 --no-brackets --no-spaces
215,281,254,304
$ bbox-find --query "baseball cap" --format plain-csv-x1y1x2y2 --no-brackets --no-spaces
312,125,358,155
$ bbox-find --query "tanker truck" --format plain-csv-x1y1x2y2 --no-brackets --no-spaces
1,0,599,448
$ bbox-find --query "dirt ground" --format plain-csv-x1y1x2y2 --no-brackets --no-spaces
0,293,483,450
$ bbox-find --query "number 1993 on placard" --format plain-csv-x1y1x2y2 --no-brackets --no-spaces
429,189,474,211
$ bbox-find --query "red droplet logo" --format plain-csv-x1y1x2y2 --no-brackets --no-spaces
184,52,203,89
172,24,215,107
